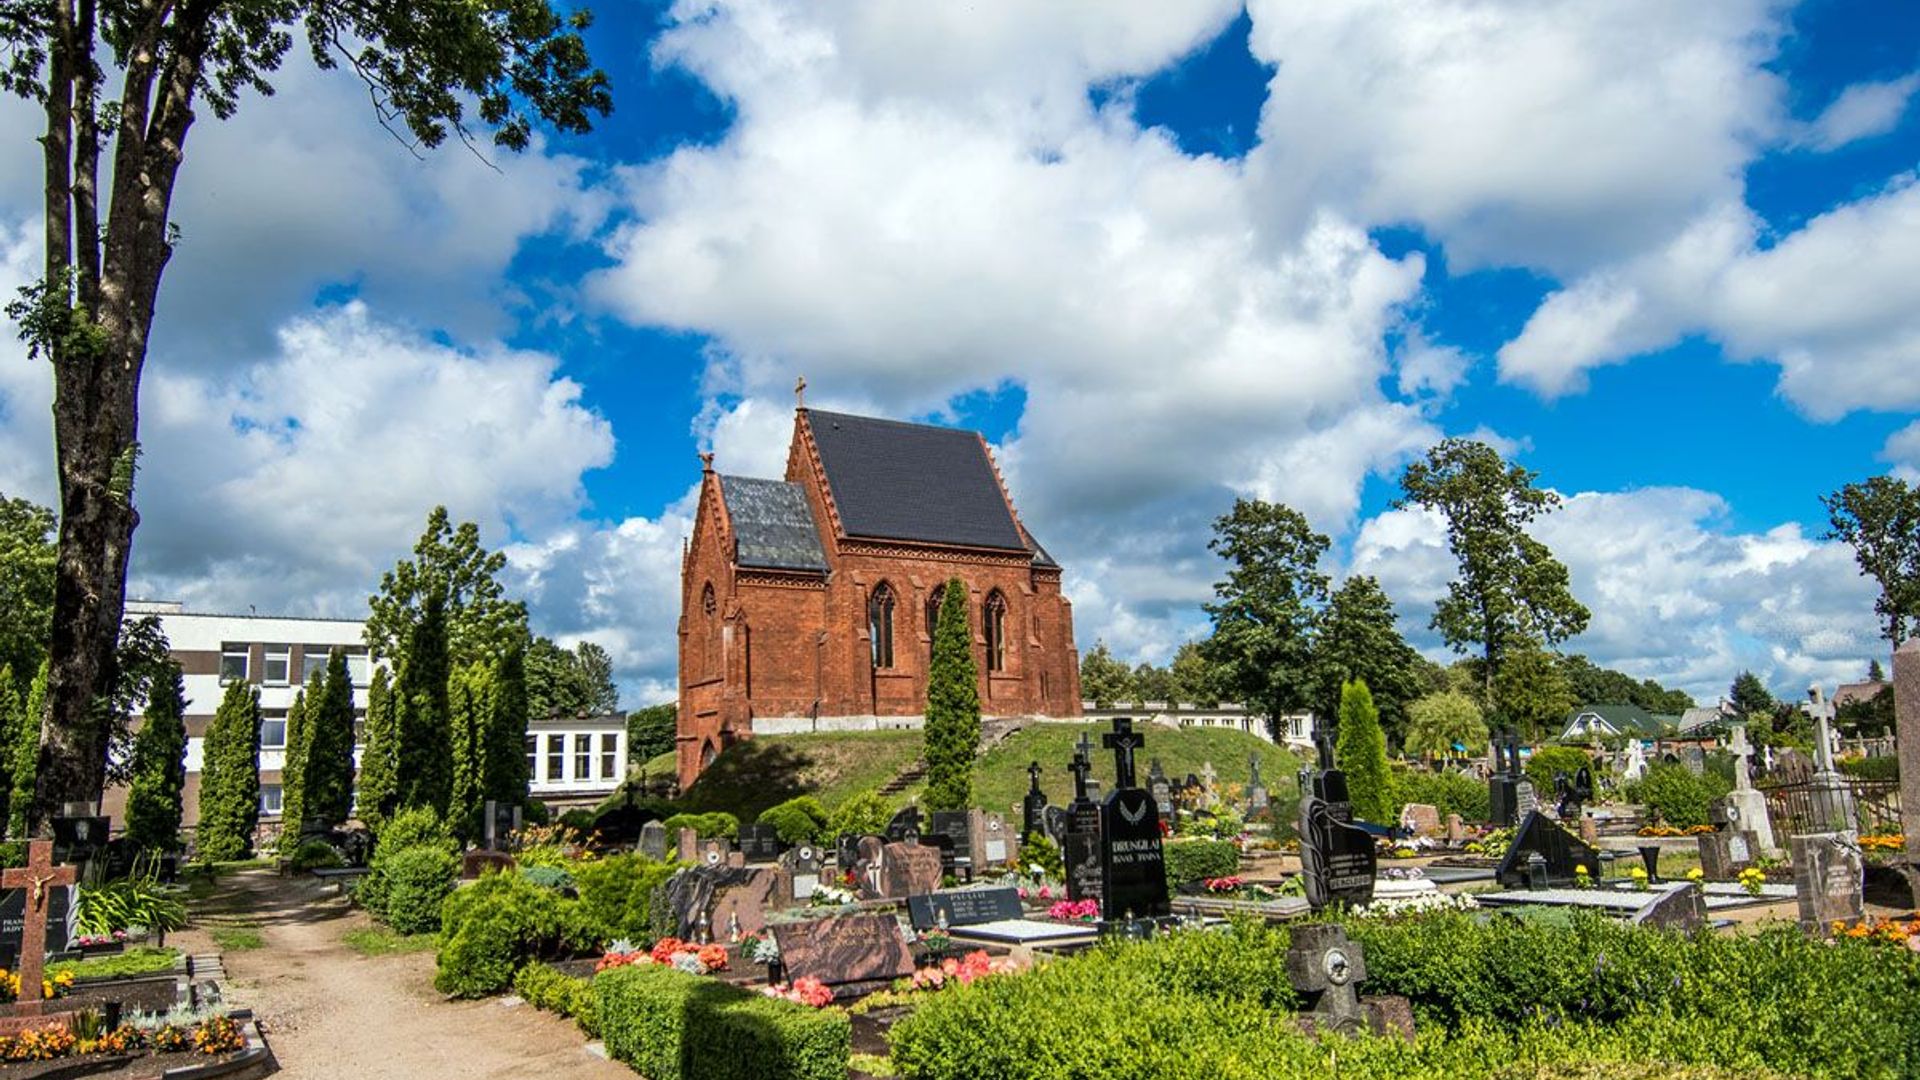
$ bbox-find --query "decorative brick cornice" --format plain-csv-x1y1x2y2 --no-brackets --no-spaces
838,538,1034,567
735,569,829,590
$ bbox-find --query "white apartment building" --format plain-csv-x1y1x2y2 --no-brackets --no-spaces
526,714,628,810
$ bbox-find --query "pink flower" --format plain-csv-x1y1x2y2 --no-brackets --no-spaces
1037,886,1053,900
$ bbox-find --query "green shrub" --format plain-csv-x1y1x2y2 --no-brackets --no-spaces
1163,838,1239,887
434,870,597,998
522,865,575,892
1839,755,1898,781
513,961,601,1038
1524,746,1598,794
596,963,850,1080
376,806,457,854
1019,832,1062,881
826,790,891,837
559,808,597,832
571,853,678,943
75,875,186,935
1387,765,1490,824
382,845,458,934
756,796,831,845
659,812,739,840
1624,762,1731,827
288,839,345,872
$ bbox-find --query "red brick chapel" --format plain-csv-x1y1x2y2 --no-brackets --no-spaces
676,403,1082,786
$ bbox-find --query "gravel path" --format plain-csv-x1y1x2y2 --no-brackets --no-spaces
190,869,631,1080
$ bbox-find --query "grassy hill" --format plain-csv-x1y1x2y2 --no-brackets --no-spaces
664,722,1300,822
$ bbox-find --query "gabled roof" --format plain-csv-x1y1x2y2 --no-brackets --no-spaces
803,409,1032,552
717,475,828,573
1834,680,1889,708
1562,703,1672,738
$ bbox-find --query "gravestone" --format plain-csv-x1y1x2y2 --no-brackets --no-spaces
885,806,923,844
835,833,864,872
1285,923,1369,1035
701,837,745,869
1098,718,1170,921
928,811,972,870
51,813,110,868
906,886,1023,931
853,836,891,900
677,827,700,864
482,799,523,851
771,914,915,999
1791,833,1864,934
1149,759,1174,823
1807,710,1857,835
739,824,783,864
1723,721,1777,857
1398,803,1441,839
1197,761,1220,811
0,842,76,1000
1021,762,1048,839
710,868,786,942
1622,739,1647,781
1064,740,1104,905
639,820,668,863
1895,639,1920,898
1245,753,1270,817
1488,732,1532,826
1298,731,1377,910
1554,766,1593,821
1681,746,1706,776
882,842,941,898
658,864,758,941
780,844,824,904
1631,881,1708,932
1513,777,1540,820
978,812,1016,870
1443,813,1467,844
1697,829,1758,881
1495,811,1599,889
1041,806,1074,853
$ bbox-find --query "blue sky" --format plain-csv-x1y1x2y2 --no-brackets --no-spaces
2,1,1917,709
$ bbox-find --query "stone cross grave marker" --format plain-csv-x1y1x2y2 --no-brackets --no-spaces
1807,707,1857,835
1021,761,1048,839
1098,717,1169,921
1896,639,1920,882
1723,721,1778,856
1623,740,1647,781
1198,761,1219,810
1298,729,1376,910
1,841,78,1004
639,820,668,863
1245,753,1270,817
1064,741,1103,905
1285,923,1369,1034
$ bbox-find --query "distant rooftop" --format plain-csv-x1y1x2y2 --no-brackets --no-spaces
124,599,363,624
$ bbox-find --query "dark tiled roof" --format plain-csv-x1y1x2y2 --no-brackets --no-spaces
805,409,1031,552
718,475,828,573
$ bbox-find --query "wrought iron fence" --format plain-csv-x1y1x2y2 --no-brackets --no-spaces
1759,777,1902,837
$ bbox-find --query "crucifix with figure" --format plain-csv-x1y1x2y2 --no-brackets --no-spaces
1068,747,1093,803
1,840,77,1007
1103,717,1146,790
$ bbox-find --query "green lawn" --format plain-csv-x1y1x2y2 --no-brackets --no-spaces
50,946,181,980
652,722,1299,822
343,925,437,957
208,922,264,952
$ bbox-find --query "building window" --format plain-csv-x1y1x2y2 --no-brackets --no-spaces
575,734,592,780
984,590,1007,673
300,646,334,682
260,713,288,750
925,584,945,660
526,735,538,782
260,784,284,817
347,653,372,687
601,733,619,780
869,582,896,669
547,734,565,782
263,645,290,685
220,644,248,684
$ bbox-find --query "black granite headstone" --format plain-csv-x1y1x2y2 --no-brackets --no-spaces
906,886,1024,930
740,823,783,863
928,811,972,861
1495,810,1600,888
1298,731,1376,910
1096,718,1169,921
0,887,74,968
1021,761,1049,838
1041,805,1073,851
885,806,923,845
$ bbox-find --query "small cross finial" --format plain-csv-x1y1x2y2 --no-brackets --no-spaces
698,451,715,472
795,375,807,407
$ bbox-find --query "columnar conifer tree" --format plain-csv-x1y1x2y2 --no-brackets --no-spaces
447,661,496,842
356,668,399,831
1334,679,1391,824
8,663,48,838
196,679,261,861
278,679,314,842
305,650,357,831
485,644,531,812
395,590,453,817
924,578,981,812
125,661,188,851
0,665,18,830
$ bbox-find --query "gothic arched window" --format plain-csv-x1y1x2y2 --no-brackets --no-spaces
925,584,946,660
984,590,1008,674
870,582,897,669
701,582,717,678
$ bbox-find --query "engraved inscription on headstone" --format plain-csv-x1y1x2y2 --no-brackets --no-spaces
1098,718,1170,921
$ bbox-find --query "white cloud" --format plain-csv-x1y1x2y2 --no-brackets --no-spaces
1502,181,1920,415
1244,0,1788,273
0,223,54,505
1353,487,1883,702
1793,74,1920,151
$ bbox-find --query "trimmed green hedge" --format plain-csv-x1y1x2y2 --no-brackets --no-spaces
1163,838,1239,887
660,812,739,840
756,796,832,845
1622,762,1731,827
381,845,458,934
435,870,597,998
513,961,600,1038
572,853,679,942
1838,755,1898,781
889,916,1904,1080
596,963,850,1080
1387,765,1489,824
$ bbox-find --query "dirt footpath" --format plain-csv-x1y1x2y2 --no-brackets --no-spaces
183,869,630,1080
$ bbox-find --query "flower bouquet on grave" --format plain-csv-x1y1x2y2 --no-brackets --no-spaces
917,928,953,959
1628,867,1650,891
1737,867,1767,897
761,976,834,1008
1046,899,1099,922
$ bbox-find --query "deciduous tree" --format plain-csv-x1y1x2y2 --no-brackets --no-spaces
0,665,20,830
626,702,676,767
1310,575,1423,746
1404,690,1488,761
1201,499,1330,738
1822,475,1920,646
5,5,610,813
924,578,980,812
0,496,54,684
367,507,531,667
1395,439,1589,720
1077,642,1133,708
1168,641,1220,706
